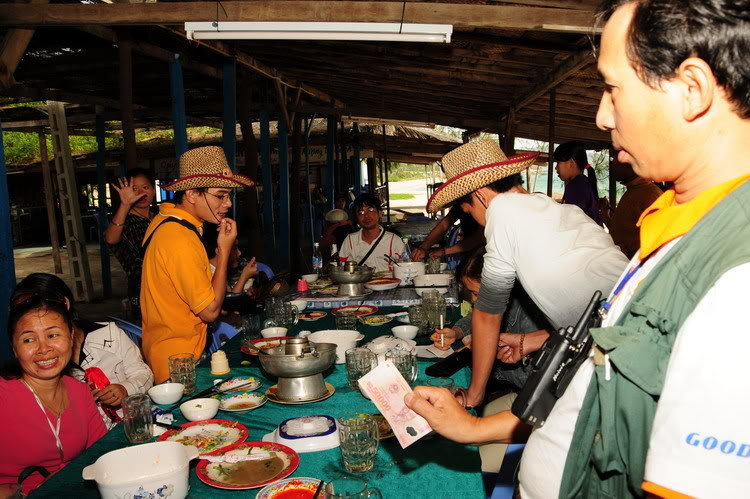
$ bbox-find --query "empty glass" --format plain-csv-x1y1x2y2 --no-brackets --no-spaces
338,414,379,473
426,257,442,274
422,290,447,330
122,394,153,443
345,347,378,390
407,305,429,335
323,477,382,498
335,311,358,331
385,349,418,385
424,377,455,392
168,353,196,394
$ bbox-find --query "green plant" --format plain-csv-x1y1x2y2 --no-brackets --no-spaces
390,193,416,200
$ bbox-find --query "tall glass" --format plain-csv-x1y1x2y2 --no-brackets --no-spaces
168,353,196,394
385,349,418,385
335,311,358,331
338,414,379,473
122,394,153,443
345,347,378,390
422,290,447,330
407,305,429,335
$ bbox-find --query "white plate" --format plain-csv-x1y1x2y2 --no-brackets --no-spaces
218,377,262,392
415,345,453,359
219,392,267,412
261,415,340,453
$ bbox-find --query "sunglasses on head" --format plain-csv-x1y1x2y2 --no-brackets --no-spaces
10,291,67,310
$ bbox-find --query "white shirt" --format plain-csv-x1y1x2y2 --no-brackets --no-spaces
478,193,628,329
73,322,154,429
519,239,750,498
339,227,405,272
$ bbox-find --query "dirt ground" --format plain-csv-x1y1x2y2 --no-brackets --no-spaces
13,244,130,321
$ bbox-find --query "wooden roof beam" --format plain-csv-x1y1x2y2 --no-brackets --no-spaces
0,2,596,31
0,0,49,89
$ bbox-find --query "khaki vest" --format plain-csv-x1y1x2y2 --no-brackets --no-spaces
559,179,750,498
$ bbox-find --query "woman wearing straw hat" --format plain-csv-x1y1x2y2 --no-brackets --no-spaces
419,140,627,409
139,146,255,383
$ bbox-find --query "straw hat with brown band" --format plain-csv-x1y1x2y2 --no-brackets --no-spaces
163,146,256,191
426,140,540,213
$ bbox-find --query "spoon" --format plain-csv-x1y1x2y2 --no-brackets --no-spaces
384,254,401,267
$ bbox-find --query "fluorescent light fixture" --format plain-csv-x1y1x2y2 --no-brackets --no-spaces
185,22,453,43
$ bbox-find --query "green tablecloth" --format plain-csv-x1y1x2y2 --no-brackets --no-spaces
32,307,483,498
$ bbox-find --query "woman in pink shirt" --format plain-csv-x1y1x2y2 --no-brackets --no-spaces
0,294,107,497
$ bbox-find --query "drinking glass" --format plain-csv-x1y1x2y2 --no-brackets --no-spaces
338,413,379,473
407,305,429,335
345,347,378,390
168,353,196,394
422,290,447,330
385,349,418,385
323,477,382,498
424,376,455,392
426,256,442,274
335,311,358,331
121,394,153,443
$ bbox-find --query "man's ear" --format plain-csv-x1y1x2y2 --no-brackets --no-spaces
676,57,716,122
183,189,199,206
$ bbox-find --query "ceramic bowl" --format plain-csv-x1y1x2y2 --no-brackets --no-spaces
289,299,308,312
393,262,426,285
306,329,364,364
82,441,199,499
147,383,185,405
413,273,451,297
301,274,318,284
179,398,220,421
261,327,289,338
391,325,419,341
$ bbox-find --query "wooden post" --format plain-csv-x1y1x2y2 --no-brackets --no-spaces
326,116,336,210
222,61,237,172
169,55,188,166
382,125,391,223
259,110,275,262
39,132,62,273
367,158,376,193
547,88,556,197
117,32,137,171
95,107,112,298
278,115,291,269
238,74,263,259
0,119,16,362
503,107,515,154
290,113,302,275
352,123,361,196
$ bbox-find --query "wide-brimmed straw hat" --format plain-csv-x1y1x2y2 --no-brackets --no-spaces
426,140,539,213
163,146,255,191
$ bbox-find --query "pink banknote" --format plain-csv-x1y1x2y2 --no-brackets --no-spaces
358,360,432,448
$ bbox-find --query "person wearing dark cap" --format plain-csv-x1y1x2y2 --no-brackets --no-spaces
554,140,604,226
140,146,254,383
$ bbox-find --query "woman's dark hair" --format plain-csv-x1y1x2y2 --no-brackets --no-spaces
126,167,155,185
554,141,599,198
12,273,77,320
452,173,524,207
597,0,750,119
1,296,75,380
173,187,207,204
458,246,486,282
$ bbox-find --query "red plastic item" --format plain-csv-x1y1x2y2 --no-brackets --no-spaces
296,279,309,292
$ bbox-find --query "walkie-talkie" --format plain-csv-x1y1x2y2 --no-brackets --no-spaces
512,291,602,428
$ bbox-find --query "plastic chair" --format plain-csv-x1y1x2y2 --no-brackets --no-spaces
256,262,275,280
207,321,239,355
106,316,142,346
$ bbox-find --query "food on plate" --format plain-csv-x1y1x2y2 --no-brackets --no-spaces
359,315,392,326
332,305,378,317
299,311,327,321
258,478,320,499
207,454,285,485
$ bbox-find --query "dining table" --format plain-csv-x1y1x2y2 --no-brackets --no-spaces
31,305,484,498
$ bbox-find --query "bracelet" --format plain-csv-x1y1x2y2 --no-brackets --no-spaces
110,221,126,227
519,333,529,365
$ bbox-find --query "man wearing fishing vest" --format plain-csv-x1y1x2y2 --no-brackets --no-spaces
406,1,750,497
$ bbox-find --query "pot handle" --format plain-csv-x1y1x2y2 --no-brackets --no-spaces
81,464,96,481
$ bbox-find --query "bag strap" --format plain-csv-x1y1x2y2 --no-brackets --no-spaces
142,217,201,251
358,229,387,266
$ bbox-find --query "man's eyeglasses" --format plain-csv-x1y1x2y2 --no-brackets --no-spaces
356,207,378,216
205,191,232,204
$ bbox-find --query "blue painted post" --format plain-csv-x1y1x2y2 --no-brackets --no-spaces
326,116,336,210
277,117,290,268
95,109,112,298
259,110,275,260
169,55,188,202
222,61,237,172
0,120,16,362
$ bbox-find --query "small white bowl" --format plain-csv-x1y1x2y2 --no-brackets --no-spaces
413,273,451,297
289,299,308,311
261,326,288,338
148,383,185,405
391,325,419,340
179,398,220,421
302,273,318,284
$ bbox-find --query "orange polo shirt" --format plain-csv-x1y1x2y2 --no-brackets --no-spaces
140,203,215,383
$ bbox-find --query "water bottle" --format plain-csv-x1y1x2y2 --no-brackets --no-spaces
400,237,412,262
330,243,339,267
312,242,323,273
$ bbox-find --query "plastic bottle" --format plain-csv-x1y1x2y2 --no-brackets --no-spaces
330,243,339,267
400,237,412,262
312,242,323,273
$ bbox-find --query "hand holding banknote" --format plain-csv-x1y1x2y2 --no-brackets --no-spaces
404,386,480,445
358,360,432,449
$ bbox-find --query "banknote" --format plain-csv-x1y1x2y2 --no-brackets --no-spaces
358,360,432,448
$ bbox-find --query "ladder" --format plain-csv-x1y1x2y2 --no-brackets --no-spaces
47,100,95,301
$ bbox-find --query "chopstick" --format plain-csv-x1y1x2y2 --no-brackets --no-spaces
154,420,183,432
313,480,326,499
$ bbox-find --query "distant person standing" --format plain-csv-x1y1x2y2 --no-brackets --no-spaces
104,168,156,318
607,158,663,258
554,141,604,225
